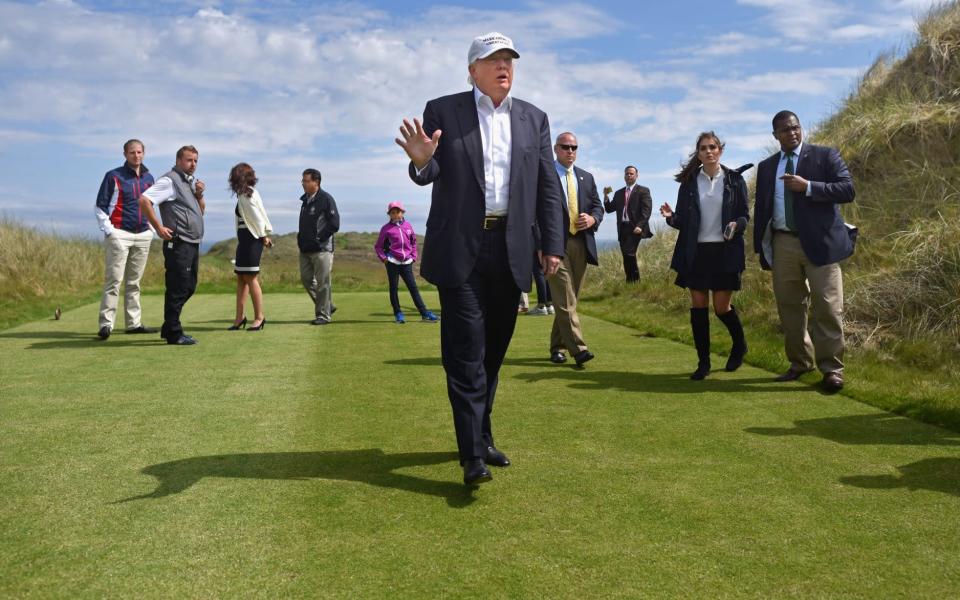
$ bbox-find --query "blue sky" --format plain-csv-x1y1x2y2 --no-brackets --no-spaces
0,0,936,244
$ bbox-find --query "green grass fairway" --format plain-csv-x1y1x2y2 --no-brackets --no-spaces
2,292,960,597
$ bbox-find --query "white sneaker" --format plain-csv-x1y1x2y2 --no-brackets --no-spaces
547,305,555,315
529,306,549,316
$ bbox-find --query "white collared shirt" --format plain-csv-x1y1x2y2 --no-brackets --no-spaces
697,167,724,242
474,86,512,216
139,175,179,206
772,142,812,230
622,184,635,222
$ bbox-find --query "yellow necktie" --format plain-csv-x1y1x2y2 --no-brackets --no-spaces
566,168,578,235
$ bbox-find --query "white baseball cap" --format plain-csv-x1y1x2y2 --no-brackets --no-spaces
468,32,519,64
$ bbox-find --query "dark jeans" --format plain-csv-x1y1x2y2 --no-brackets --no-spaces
385,262,427,315
161,240,199,341
438,227,520,462
531,251,551,305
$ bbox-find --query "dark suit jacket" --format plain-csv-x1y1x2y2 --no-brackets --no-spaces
604,184,653,240
667,165,749,276
753,143,855,268
559,165,604,265
409,91,564,290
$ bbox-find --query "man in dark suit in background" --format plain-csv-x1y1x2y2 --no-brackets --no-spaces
754,110,856,391
604,165,653,282
396,32,564,485
548,132,604,367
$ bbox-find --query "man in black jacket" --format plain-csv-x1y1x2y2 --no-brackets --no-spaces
603,165,653,282
297,168,340,325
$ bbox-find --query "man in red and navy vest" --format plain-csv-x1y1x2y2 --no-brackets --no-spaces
94,139,157,340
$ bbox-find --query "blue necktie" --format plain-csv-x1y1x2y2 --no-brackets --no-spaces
784,152,796,231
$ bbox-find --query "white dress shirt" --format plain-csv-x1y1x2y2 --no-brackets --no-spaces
474,86,512,216
622,184,635,222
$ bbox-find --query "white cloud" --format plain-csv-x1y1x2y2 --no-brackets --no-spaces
0,0,931,242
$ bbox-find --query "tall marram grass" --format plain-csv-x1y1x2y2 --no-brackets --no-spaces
0,217,105,328
0,218,394,331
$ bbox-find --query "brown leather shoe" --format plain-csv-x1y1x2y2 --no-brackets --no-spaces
774,367,811,382
822,372,844,391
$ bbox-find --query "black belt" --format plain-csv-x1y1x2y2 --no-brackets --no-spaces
483,216,507,230
773,228,798,236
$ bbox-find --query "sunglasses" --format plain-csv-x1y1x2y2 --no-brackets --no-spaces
558,144,578,151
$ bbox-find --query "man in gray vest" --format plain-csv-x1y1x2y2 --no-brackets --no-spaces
139,145,206,345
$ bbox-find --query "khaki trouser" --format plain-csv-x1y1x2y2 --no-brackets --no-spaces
772,232,845,374
547,235,589,355
299,251,333,321
98,228,153,330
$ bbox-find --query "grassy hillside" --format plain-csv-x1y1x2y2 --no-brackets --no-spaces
0,219,394,331
580,3,960,429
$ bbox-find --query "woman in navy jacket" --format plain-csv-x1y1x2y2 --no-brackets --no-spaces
660,131,750,380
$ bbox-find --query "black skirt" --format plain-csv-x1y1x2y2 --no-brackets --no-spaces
235,228,264,274
675,242,741,291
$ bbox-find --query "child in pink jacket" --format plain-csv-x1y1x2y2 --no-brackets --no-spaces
375,201,439,324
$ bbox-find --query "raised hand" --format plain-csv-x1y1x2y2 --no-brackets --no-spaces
395,118,442,170
659,202,673,218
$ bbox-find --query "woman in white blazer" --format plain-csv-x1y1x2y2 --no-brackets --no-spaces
228,163,273,331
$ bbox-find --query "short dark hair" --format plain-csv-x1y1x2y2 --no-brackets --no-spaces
302,168,321,183
772,110,799,132
123,139,144,153
176,145,199,160
624,165,638,173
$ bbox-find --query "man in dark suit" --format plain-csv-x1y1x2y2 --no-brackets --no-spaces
547,132,604,367
603,166,653,281
753,110,856,391
395,32,564,485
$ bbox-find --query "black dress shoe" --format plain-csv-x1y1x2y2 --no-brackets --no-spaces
822,371,844,391
550,351,567,364
774,367,811,382
167,335,198,345
485,446,511,467
463,459,492,485
311,317,329,325
97,326,111,340
574,350,595,367
690,363,711,381
248,318,266,331
125,325,157,334
227,317,247,331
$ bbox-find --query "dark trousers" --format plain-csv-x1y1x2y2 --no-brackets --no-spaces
618,224,643,282
161,240,199,341
386,262,427,315
531,251,551,305
437,227,520,462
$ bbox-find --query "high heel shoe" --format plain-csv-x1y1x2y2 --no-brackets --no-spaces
228,317,247,330
248,318,266,331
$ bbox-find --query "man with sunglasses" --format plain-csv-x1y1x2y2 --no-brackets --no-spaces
754,110,856,392
604,165,653,282
396,32,564,486
548,132,603,367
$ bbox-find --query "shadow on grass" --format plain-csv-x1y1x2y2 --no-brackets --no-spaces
114,449,477,508
745,413,960,446
513,369,819,395
840,457,960,497
0,330,162,349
